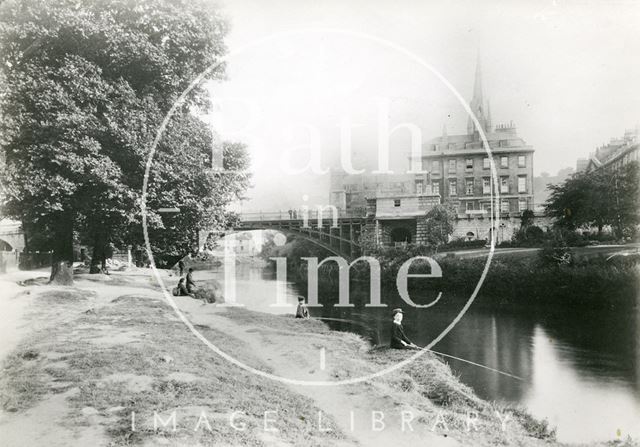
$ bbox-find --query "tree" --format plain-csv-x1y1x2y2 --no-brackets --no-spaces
143,135,250,267
423,203,457,250
545,170,610,232
610,162,640,239
545,162,640,238
0,0,237,279
520,209,535,228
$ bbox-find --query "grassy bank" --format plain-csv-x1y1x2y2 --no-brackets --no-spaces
218,307,559,445
0,282,344,446
1,271,634,446
267,240,639,308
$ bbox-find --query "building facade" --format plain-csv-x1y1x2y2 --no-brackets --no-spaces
584,127,639,174
329,58,536,245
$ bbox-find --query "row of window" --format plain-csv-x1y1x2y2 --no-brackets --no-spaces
430,140,515,151
415,175,528,195
392,198,529,213
427,155,527,173
468,200,529,213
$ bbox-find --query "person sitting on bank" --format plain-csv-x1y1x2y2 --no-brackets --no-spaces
186,267,196,293
390,308,418,349
295,296,310,319
173,278,194,297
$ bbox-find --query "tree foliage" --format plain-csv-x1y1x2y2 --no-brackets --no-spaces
545,162,639,238
0,0,249,275
423,203,457,248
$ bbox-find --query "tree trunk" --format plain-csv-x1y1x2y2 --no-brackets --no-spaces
49,211,74,285
90,229,105,274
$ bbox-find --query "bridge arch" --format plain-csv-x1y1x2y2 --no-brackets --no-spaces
0,238,13,251
226,215,365,261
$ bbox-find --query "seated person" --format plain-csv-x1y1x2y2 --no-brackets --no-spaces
295,296,310,319
390,308,418,349
186,267,196,293
172,278,194,297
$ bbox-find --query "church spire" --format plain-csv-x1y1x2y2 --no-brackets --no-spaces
467,52,489,136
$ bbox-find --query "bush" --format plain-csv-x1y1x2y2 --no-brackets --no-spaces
440,238,487,251
525,225,544,242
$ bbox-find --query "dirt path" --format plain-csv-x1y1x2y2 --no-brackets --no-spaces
177,299,458,447
0,269,48,362
0,269,162,447
0,271,543,446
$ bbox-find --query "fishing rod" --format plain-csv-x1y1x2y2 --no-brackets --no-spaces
414,346,524,381
313,318,523,381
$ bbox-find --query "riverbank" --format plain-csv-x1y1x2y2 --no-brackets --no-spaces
270,241,640,308
0,269,633,446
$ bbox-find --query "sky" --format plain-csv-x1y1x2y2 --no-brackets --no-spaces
205,0,640,212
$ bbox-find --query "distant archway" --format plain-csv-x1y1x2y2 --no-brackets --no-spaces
0,238,13,251
390,227,412,244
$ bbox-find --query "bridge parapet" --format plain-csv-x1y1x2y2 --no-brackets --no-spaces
238,208,367,223
232,210,368,260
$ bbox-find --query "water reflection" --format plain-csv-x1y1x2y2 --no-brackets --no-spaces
202,263,640,443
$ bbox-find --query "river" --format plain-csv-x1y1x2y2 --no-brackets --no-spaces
196,262,640,444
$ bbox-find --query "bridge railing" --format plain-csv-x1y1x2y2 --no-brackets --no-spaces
238,208,367,223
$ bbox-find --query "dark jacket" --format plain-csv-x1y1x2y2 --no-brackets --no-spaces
186,272,196,291
295,303,310,319
390,322,413,349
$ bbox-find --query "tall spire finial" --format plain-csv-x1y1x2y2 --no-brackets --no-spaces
472,50,483,104
467,50,488,136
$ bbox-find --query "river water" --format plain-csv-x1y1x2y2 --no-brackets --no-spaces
196,263,640,444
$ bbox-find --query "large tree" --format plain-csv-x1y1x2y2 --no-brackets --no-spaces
423,203,457,250
0,0,246,279
545,162,639,238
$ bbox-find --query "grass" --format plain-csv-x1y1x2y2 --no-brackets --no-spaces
0,292,346,446
0,279,572,446
219,307,558,445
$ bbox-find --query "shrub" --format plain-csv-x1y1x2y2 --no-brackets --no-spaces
440,238,487,251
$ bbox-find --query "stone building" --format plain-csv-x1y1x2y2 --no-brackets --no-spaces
330,57,536,245
584,127,639,174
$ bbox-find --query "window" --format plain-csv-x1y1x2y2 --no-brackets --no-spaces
448,159,456,173
415,180,424,194
466,179,474,195
501,200,510,213
518,175,527,193
432,160,440,172
483,203,492,213
500,176,509,194
518,199,527,212
394,199,401,207
518,155,526,167
482,178,491,194
449,179,457,196
432,181,440,195
465,158,473,170
483,157,490,169
500,156,508,168
466,202,474,212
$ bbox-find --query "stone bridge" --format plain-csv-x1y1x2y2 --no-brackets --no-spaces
0,219,25,251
